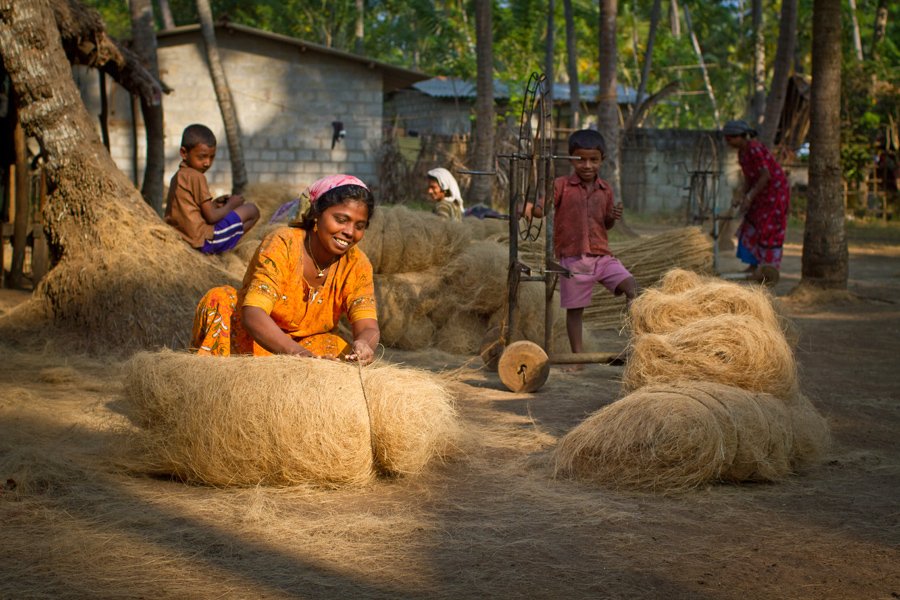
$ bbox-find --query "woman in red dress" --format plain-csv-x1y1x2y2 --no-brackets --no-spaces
723,120,790,284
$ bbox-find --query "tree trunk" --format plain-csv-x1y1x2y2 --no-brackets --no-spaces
354,0,364,54
196,0,248,195
750,0,766,125
870,0,888,60
0,0,233,351
545,0,555,98
848,0,864,62
472,0,495,207
759,0,797,150
156,0,175,30
801,0,847,289
682,4,720,128
626,0,661,131
563,0,581,129
669,0,681,38
598,0,620,196
130,0,165,215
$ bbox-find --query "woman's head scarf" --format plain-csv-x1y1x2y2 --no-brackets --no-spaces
427,168,464,211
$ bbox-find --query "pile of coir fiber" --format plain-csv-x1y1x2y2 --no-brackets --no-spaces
554,270,830,492
122,350,464,487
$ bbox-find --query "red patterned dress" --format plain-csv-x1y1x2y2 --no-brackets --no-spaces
737,140,790,268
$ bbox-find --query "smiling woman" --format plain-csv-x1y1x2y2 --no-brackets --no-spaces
191,175,380,364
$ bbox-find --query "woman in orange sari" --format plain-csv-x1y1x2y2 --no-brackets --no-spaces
191,175,379,364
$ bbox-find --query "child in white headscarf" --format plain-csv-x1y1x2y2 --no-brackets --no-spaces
426,167,464,221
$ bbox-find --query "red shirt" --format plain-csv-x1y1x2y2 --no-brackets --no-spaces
552,173,616,259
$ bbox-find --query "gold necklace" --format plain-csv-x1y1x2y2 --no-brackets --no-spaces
306,235,330,278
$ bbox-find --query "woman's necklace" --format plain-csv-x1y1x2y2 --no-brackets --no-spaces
306,236,331,278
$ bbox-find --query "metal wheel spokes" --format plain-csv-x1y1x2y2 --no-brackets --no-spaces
687,133,720,225
514,73,552,242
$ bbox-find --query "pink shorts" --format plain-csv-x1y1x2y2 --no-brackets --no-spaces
559,254,633,309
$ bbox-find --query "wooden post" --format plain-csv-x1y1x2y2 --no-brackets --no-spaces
31,164,49,284
10,119,27,289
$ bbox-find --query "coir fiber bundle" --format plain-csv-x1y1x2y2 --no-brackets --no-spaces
628,274,783,336
123,350,462,486
374,271,443,350
553,381,795,492
623,313,798,400
360,206,470,275
786,393,831,467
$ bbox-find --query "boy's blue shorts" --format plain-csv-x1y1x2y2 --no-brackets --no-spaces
200,211,244,254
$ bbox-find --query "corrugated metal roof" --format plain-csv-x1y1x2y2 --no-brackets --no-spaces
411,77,639,104
157,23,429,93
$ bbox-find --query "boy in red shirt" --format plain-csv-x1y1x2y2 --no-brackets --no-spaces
533,129,637,355
164,124,259,254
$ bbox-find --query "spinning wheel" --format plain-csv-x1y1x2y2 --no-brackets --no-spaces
511,73,553,242
686,133,720,226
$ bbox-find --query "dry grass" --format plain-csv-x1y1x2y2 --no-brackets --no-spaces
122,351,463,486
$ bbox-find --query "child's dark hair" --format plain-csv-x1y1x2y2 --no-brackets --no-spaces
181,124,217,150
568,129,607,157
296,184,376,230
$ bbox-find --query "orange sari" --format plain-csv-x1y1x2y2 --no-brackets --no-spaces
191,226,377,357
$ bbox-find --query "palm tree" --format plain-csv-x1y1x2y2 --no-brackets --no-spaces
129,0,165,215
562,0,580,129
471,0,495,207
759,0,798,150
597,0,620,196
196,0,248,195
0,0,230,349
801,0,848,289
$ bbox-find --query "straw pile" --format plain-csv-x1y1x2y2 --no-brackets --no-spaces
123,350,463,486
553,381,795,492
554,271,830,491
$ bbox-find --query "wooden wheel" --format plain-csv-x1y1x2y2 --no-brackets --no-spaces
498,340,550,393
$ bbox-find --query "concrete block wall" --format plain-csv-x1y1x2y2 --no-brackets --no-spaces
620,129,742,217
75,30,384,198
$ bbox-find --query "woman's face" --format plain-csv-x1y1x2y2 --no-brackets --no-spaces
724,134,745,150
315,199,369,257
427,179,446,202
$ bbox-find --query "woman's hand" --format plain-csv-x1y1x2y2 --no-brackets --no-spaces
345,340,374,365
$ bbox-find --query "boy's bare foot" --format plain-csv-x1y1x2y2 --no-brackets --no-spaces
559,363,585,373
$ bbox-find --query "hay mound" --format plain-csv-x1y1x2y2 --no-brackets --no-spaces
123,351,462,486
624,313,798,400
553,381,796,492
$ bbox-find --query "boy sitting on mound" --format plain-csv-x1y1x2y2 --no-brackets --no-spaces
530,129,637,360
164,124,259,254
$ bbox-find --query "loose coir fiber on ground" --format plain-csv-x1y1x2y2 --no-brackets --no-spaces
123,351,463,487
553,381,813,492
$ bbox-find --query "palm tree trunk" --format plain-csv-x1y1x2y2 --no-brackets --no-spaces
848,0,864,62
0,0,232,350
598,0,620,195
750,0,766,125
354,0,364,54
157,0,175,29
196,0,248,195
563,0,580,129
682,4,720,128
626,0,661,131
472,0,495,207
801,0,848,289
130,0,165,215
759,0,797,150
870,0,888,60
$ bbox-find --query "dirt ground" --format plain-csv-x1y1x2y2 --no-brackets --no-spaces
1,227,898,599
